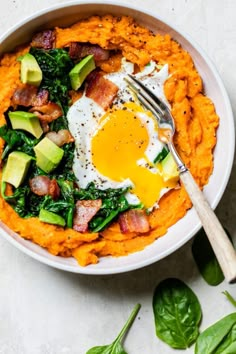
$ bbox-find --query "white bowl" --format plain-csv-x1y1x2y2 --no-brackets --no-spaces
0,1,234,274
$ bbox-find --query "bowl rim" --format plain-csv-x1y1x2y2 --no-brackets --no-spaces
0,0,235,274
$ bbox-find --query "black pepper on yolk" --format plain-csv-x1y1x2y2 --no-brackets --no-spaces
91,103,177,209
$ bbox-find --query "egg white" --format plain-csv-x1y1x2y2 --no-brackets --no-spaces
67,59,169,207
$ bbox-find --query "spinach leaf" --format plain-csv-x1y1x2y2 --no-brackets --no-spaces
86,303,141,354
89,195,130,232
50,116,68,132
74,182,129,201
195,313,236,354
223,291,236,308
30,48,73,78
0,124,39,159
57,180,75,228
192,228,233,286
30,47,73,117
153,278,202,349
1,181,43,217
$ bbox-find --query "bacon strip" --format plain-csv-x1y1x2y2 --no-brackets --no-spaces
12,85,37,107
31,30,56,49
69,42,110,62
29,176,60,200
118,209,150,234
12,85,49,107
46,129,74,147
73,199,102,233
29,102,63,123
85,71,118,110
34,89,49,106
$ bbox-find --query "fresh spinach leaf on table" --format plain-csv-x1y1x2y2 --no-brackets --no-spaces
195,313,236,354
86,303,141,354
192,228,234,286
153,278,202,349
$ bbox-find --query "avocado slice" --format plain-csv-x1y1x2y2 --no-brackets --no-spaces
9,111,43,139
69,54,95,90
34,137,64,173
39,209,66,227
160,152,179,181
20,53,42,87
2,151,32,188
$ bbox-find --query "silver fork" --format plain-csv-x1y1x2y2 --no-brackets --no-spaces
125,74,236,283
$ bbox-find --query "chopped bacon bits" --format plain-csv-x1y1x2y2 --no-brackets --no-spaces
41,121,50,133
34,89,49,106
69,42,110,62
29,102,63,123
12,85,49,107
48,179,60,200
85,70,118,110
73,199,102,233
46,129,74,147
29,176,60,200
31,30,56,50
118,209,150,234
68,42,81,60
12,85,38,107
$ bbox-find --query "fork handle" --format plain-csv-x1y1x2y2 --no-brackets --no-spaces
180,170,236,284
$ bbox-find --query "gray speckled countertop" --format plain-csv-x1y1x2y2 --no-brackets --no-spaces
0,1,235,353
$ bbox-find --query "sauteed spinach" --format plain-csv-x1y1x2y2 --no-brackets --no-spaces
0,46,136,231
29,47,73,117
0,125,133,230
0,124,40,159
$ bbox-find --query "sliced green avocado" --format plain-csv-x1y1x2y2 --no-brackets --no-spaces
20,53,42,87
39,209,66,227
69,54,95,90
34,137,64,173
160,152,179,181
9,111,43,139
2,151,32,188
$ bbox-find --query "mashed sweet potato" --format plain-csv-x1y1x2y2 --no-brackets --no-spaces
0,15,219,266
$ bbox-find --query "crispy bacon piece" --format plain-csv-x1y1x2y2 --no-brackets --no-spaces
41,121,50,133
73,199,102,233
46,129,74,147
12,85,37,107
85,71,118,110
69,42,110,62
118,209,150,234
31,30,56,49
29,176,60,200
48,179,61,200
29,102,63,123
12,85,49,107
34,89,49,106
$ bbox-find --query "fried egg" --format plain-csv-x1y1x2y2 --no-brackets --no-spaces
67,60,173,209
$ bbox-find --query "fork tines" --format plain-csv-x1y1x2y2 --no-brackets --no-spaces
126,74,169,116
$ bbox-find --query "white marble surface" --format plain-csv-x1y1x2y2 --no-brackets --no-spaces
0,0,236,353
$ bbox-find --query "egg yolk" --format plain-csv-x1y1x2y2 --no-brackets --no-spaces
91,105,171,208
